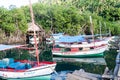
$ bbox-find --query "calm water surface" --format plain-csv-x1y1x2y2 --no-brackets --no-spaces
53,49,117,74
0,46,117,80
1,48,117,74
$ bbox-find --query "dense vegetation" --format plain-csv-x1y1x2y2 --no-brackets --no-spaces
0,0,120,43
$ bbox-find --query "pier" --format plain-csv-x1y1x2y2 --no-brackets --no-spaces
66,69,101,80
66,68,114,80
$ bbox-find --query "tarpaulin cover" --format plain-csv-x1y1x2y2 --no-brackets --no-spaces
58,35,85,43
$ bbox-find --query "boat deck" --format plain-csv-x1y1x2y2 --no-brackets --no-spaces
0,58,55,72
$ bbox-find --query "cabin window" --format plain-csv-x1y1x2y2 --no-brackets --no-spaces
54,45,59,48
90,47,94,49
64,48,71,52
79,48,83,50
78,42,82,44
73,42,78,44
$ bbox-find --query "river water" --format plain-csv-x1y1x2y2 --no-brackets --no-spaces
50,49,117,80
0,44,117,80
53,49,117,73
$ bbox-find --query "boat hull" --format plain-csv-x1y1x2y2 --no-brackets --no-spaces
52,45,107,58
0,63,56,79
7,75,51,80
53,52,103,58
58,40,109,48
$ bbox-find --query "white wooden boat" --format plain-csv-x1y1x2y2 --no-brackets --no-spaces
0,0,57,79
0,44,56,79
58,36,113,48
51,34,110,57
52,44,108,58
51,34,113,58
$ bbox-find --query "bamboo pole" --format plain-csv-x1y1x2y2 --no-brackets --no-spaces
99,21,102,40
90,16,95,47
29,0,40,65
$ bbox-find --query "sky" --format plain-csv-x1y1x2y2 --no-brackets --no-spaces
0,0,38,9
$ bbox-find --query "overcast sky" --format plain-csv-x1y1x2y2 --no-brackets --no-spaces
0,0,38,9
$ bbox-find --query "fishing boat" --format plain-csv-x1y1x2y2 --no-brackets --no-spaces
57,35,112,48
51,35,109,58
52,44,107,57
46,32,113,50
0,44,56,80
0,0,56,79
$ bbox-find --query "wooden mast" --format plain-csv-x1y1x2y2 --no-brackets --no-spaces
99,21,102,40
29,0,40,65
90,16,95,47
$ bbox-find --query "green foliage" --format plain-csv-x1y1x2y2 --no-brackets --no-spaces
10,8,28,33
0,0,120,36
104,49,117,70
0,7,28,34
100,7,120,21
0,7,16,33
31,0,120,35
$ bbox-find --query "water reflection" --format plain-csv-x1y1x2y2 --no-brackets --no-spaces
53,57,107,65
54,57,106,74
1,47,117,76
53,50,118,75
